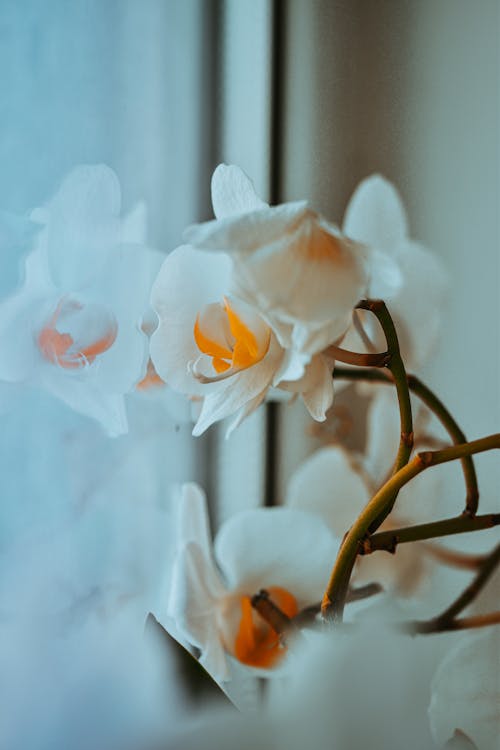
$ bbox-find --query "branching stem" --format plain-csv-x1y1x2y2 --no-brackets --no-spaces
321,435,500,622
333,367,479,515
363,514,500,553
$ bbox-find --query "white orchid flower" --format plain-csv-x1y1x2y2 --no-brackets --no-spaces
150,244,284,436
429,628,500,750
343,174,448,369
185,164,369,364
0,165,155,435
165,483,339,683
287,389,455,595
150,242,336,436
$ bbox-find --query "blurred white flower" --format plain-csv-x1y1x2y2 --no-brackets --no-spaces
150,243,335,436
429,628,500,750
185,164,369,364
343,174,447,369
267,604,439,750
164,483,338,682
0,165,156,435
0,469,175,750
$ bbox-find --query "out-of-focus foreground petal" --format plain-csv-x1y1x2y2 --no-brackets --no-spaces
429,628,500,750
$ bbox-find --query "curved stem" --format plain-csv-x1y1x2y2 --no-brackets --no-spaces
321,435,500,622
325,344,389,368
333,367,480,515
407,611,500,634
408,375,479,515
405,544,500,634
432,541,500,623
355,300,413,531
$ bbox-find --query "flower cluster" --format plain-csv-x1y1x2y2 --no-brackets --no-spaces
2,162,498,750
150,164,370,435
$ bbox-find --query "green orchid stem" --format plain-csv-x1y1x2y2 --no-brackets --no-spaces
355,300,414,531
333,367,479,515
363,513,500,553
321,434,500,623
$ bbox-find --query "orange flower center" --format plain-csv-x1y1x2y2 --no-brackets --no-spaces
233,586,298,669
193,297,270,376
38,298,118,370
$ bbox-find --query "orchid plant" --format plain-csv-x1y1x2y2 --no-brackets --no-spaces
2,163,499,749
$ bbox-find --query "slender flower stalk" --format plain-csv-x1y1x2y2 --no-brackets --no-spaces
399,543,500,632
321,435,500,622
355,300,413,531
405,612,500,634
431,542,500,622
325,344,389,368
333,367,479,515
418,612,500,633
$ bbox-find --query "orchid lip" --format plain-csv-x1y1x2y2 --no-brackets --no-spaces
191,296,271,382
188,356,245,384
38,297,118,371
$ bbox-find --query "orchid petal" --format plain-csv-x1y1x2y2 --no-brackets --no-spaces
274,352,334,422
38,164,122,290
192,335,283,436
229,221,367,325
367,249,405,299
168,542,229,681
300,356,335,422
214,507,338,606
176,483,213,562
0,296,49,382
269,613,438,750
225,390,268,439
287,446,368,537
429,629,500,750
211,164,268,219
41,369,128,435
0,211,41,298
343,174,408,252
86,243,153,393
184,201,310,254
272,348,309,384
150,245,232,396
277,353,334,421
389,241,448,369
